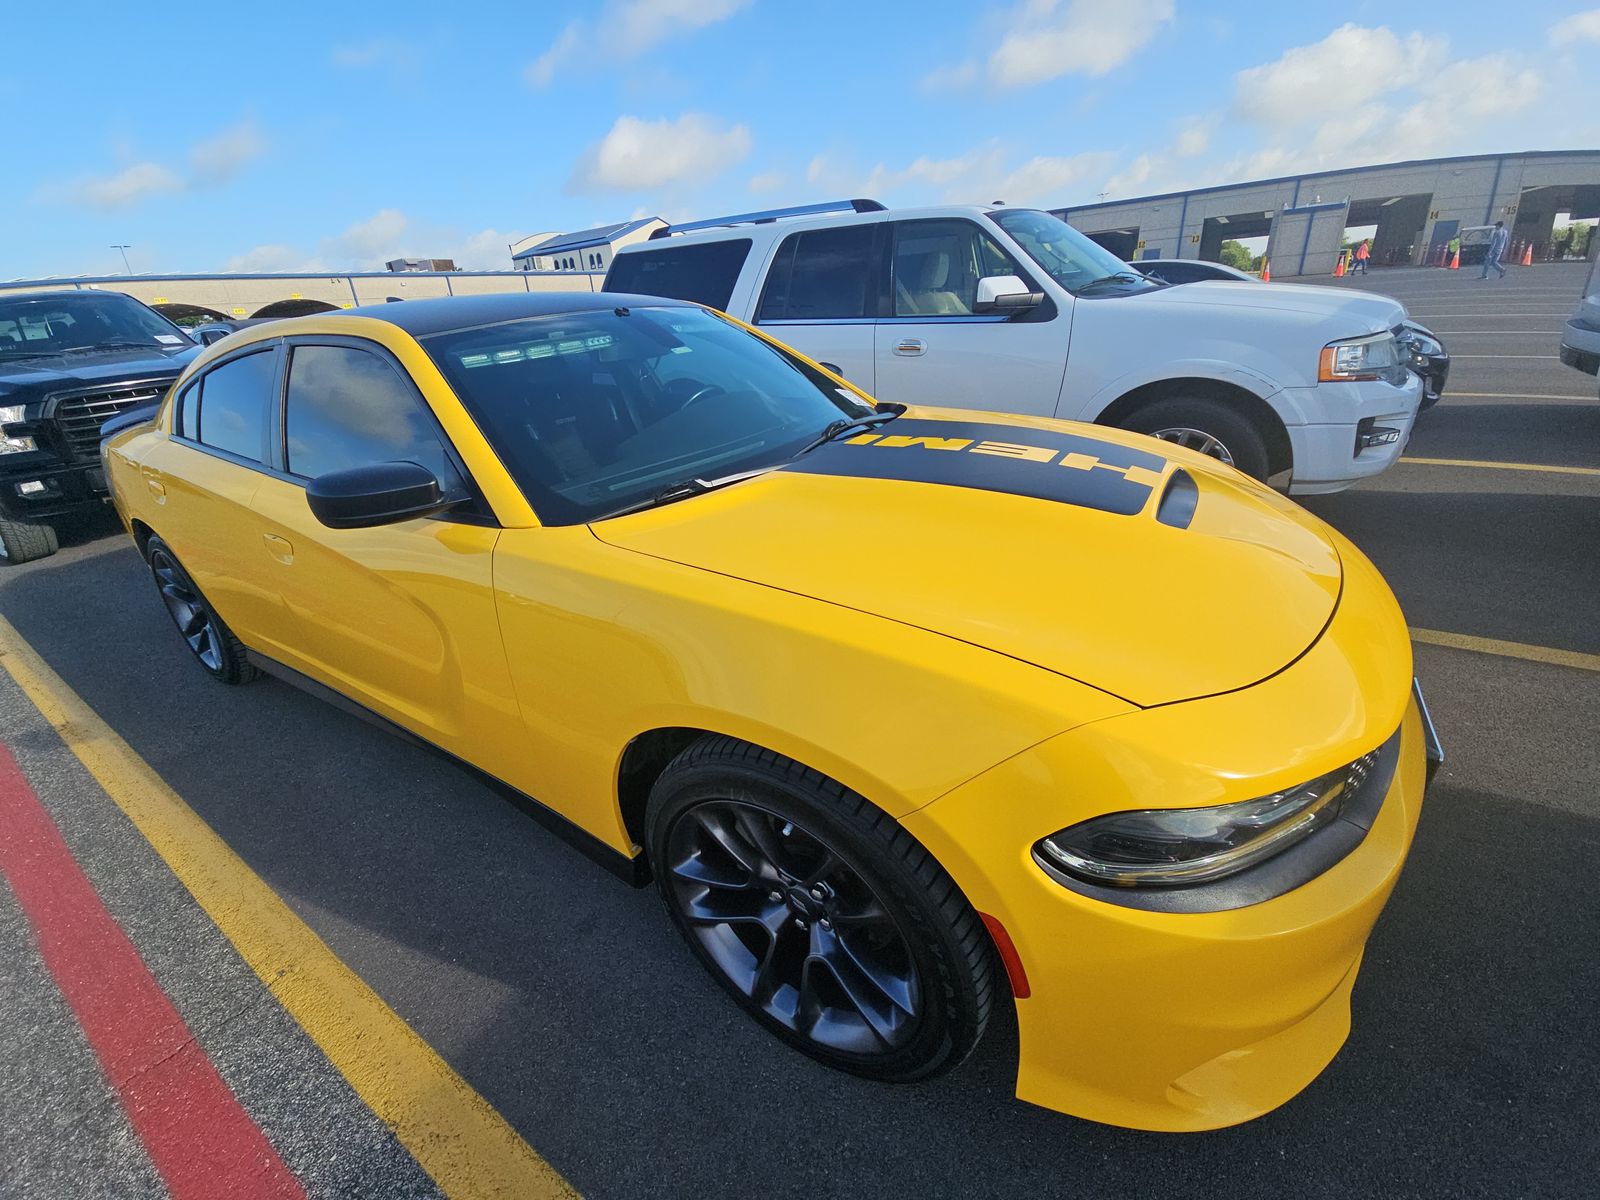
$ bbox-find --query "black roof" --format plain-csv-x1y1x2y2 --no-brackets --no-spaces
343,290,692,337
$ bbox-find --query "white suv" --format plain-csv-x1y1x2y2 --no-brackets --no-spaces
605,200,1423,494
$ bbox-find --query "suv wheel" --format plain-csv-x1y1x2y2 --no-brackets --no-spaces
144,537,258,684
646,736,995,1083
1123,395,1271,481
0,516,60,565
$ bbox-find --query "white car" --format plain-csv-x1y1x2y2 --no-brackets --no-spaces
1559,253,1600,389
605,201,1422,494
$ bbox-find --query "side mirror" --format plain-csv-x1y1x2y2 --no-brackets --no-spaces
305,461,452,530
974,274,1044,314
198,327,230,346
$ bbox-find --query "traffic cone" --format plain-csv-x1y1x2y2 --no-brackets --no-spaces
1333,254,1345,277
1521,242,1533,266
1260,257,1270,282
1449,248,1460,270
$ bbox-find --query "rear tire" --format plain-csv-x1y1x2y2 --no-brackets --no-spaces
144,537,258,684
0,516,59,565
646,735,994,1083
1122,395,1272,481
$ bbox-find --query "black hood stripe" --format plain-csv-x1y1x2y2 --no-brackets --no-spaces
782,418,1169,516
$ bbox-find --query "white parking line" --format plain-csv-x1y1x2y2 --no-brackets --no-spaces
1448,391,1596,401
1450,354,1558,359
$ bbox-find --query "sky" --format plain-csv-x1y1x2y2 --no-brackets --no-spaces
4,1,1599,280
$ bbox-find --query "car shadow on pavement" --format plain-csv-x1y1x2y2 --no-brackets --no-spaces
1303,485,1600,655
1,533,1597,1199
1405,401,1600,468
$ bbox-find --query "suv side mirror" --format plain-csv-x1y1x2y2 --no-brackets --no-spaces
305,461,453,529
974,275,1044,314
197,327,231,346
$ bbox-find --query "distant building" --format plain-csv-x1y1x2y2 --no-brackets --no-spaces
508,232,560,269
512,218,666,273
386,258,458,273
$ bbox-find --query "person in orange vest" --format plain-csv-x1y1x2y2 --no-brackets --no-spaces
1352,238,1371,275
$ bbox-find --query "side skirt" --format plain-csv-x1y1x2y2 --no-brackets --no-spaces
244,650,650,887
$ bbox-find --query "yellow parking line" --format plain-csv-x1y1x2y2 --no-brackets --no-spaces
1447,392,1595,401
0,614,579,1200
1400,456,1600,477
1411,627,1600,673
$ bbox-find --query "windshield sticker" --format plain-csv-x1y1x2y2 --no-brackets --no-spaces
784,418,1168,516
155,334,185,345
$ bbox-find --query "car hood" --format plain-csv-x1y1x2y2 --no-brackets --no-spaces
0,345,197,394
1124,280,1407,328
591,410,1343,708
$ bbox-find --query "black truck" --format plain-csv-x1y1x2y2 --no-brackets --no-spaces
1,290,198,562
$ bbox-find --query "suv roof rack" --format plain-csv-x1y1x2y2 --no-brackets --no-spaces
649,199,885,240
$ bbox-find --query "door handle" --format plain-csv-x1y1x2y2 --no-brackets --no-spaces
893,338,926,357
262,533,294,564
140,467,166,500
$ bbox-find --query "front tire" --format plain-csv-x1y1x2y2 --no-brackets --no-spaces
646,736,995,1083
144,537,258,684
1122,395,1271,481
0,515,59,565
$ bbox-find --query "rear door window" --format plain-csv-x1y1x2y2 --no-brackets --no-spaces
194,349,276,462
757,225,880,322
604,239,752,310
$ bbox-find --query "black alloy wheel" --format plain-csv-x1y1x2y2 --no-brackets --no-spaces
647,736,994,1082
665,798,922,1055
145,538,257,684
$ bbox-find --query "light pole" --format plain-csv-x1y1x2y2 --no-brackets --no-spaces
110,244,133,274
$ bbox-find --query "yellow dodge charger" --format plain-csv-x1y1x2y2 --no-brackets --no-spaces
102,293,1440,1131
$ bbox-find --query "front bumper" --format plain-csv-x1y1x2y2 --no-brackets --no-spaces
1280,374,1422,495
0,456,109,521
903,531,1427,1130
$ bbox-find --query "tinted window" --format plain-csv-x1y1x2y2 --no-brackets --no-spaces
284,345,464,496
422,306,868,525
175,383,196,438
196,350,275,461
757,225,878,322
604,239,752,310
890,220,1022,317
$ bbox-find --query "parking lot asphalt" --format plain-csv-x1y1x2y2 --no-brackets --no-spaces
1,263,1597,1199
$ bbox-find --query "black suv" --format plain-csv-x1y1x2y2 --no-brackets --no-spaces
0,290,198,562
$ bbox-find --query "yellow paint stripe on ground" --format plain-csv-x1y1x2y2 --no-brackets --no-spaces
1411,627,1600,673
0,613,579,1200
1400,456,1600,477
1447,392,1596,401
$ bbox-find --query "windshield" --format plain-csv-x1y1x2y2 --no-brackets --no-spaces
0,293,193,356
423,306,873,525
987,209,1158,295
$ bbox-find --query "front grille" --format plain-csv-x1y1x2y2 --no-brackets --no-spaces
52,382,171,461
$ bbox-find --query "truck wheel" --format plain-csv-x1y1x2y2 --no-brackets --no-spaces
1123,396,1271,481
646,735,995,1083
144,537,258,684
0,516,60,565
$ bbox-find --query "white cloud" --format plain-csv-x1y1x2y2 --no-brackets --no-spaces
569,113,751,192
1233,24,1445,126
321,208,411,266
222,244,326,273
988,0,1174,88
808,144,1114,207
189,119,265,186
919,61,977,94
747,170,787,193
64,162,184,210
331,37,419,70
1550,8,1600,43
526,0,748,86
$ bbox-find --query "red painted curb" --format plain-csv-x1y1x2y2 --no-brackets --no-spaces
0,744,306,1200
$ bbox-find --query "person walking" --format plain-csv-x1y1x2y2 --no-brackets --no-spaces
1353,238,1371,275
1481,220,1510,279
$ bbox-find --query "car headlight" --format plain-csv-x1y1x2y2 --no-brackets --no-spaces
1319,331,1402,382
0,404,36,454
1035,750,1380,888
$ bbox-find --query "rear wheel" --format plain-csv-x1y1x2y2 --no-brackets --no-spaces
1122,395,1271,481
144,537,258,684
646,736,994,1083
0,516,59,565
